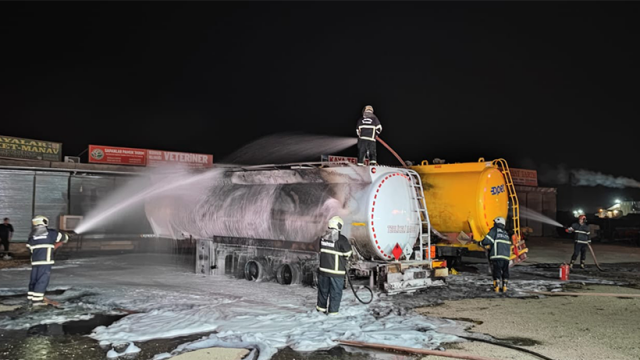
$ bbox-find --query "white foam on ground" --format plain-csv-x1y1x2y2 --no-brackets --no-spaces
94,296,461,360
107,342,141,358
0,254,570,359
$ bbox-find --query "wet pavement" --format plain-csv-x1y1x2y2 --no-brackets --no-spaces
1,258,639,360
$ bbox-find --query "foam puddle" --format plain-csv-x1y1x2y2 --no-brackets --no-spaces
90,293,462,360
1,254,573,360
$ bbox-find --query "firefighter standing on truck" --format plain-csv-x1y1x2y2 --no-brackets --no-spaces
478,216,512,293
566,214,590,269
356,105,382,166
316,216,352,315
27,215,69,307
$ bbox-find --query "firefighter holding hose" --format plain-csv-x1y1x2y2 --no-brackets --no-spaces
316,216,352,315
477,216,512,293
356,105,382,166
26,215,70,307
566,214,590,269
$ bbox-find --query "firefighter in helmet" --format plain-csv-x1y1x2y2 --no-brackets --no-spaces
27,215,70,307
316,216,352,315
356,105,382,165
478,216,512,293
566,214,590,269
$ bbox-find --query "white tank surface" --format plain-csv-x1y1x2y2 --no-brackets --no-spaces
144,164,421,262
344,167,421,261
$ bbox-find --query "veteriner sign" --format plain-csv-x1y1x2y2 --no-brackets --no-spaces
147,149,213,168
0,135,62,161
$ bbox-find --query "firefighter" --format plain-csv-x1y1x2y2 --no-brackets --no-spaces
566,214,590,269
316,216,352,315
478,216,512,293
27,215,69,307
356,105,382,166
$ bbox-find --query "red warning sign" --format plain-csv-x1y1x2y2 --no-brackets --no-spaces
392,243,403,260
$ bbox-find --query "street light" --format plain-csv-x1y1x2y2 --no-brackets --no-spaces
615,199,621,204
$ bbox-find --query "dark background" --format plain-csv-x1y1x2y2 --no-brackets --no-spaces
2,2,639,212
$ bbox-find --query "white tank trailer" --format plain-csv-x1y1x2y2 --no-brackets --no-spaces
145,163,448,294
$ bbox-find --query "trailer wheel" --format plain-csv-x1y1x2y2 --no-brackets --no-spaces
245,258,271,281
276,263,301,285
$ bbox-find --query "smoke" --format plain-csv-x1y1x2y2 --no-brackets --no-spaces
571,169,640,188
534,161,640,189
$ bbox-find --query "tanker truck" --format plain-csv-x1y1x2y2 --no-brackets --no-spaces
410,158,528,267
145,162,448,295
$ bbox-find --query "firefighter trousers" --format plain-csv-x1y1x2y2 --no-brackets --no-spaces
28,264,52,304
491,259,509,281
316,273,344,314
571,243,587,262
357,138,377,165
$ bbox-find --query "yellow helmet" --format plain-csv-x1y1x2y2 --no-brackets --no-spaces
327,216,344,230
32,215,49,226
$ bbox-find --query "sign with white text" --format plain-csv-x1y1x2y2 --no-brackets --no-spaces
146,150,213,168
89,145,147,166
320,155,369,165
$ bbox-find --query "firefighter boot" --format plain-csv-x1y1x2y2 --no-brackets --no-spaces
493,280,499,293
569,261,574,269
580,261,585,269
502,279,508,293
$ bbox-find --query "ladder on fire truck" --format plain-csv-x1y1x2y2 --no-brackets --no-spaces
492,158,528,263
406,169,431,262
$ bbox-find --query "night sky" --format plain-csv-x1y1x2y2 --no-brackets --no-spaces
2,3,640,210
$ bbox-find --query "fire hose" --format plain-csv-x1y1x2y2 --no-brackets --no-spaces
346,264,373,304
376,137,408,168
587,243,605,272
311,264,373,304
565,228,604,272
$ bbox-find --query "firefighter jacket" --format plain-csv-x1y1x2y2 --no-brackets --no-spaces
480,224,512,261
319,232,352,277
27,227,69,266
569,222,591,243
356,114,382,141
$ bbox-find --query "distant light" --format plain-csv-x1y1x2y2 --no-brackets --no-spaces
599,209,603,212
615,199,621,204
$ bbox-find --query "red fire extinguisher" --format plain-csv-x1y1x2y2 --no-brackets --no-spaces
559,263,570,281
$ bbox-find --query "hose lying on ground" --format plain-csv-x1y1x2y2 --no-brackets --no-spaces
345,265,373,304
338,340,501,360
587,243,605,272
459,336,555,360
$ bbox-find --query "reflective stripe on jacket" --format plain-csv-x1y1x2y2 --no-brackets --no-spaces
570,223,591,243
356,115,382,141
27,229,68,265
319,234,352,277
480,225,512,261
